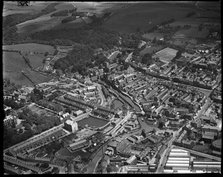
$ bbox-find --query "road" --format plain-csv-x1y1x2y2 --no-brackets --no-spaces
156,97,212,172
194,97,212,124
86,139,111,173
156,130,181,173
95,83,106,106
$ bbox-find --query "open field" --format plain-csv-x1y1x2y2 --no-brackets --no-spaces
3,43,55,54
3,43,55,69
102,3,197,33
174,26,209,39
69,2,120,14
16,2,74,34
16,2,120,34
111,99,124,111
77,116,109,129
3,51,52,87
142,33,164,41
3,2,50,17
169,17,221,28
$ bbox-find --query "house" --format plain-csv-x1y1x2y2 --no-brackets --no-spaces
126,155,137,165
73,110,83,117
108,63,118,71
87,86,97,92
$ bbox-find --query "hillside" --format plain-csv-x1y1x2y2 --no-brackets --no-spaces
101,3,199,33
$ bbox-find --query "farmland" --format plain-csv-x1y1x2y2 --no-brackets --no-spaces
101,3,197,33
3,43,55,54
16,2,75,34
3,2,50,17
173,26,209,39
3,51,52,87
3,43,55,69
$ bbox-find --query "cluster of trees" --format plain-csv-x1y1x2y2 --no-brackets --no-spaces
4,98,24,110
4,126,33,149
172,77,212,90
30,88,44,102
54,43,94,74
3,106,62,149
51,10,69,17
186,11,196,18
18,107,61,134
61,16,76,23
4,78,21,93
169,97,194,112
30,26,120,50
121,33,142,49
37,99,63,112
141,53,153,65
159,18,175,26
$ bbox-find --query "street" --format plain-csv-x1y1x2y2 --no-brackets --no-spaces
156,97,212,172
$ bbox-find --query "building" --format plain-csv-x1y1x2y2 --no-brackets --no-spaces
73,110,84,117
64,120,78,133
126,155,137,165
87,86,97,92
108,63,118,72
68,139,89,153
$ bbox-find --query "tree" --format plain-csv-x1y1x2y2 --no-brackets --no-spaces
141,129,146,138
44,51,49,56
152,37,157,44
158,121,164,129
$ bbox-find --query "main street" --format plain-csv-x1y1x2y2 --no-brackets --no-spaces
156,97,212,172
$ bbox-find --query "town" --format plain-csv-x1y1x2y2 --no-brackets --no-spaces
3,1,221,175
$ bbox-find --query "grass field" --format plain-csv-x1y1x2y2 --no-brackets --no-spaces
3,2,50,16
111,99,124,111
77,116,109,129
3,43,55,54
102,3,196,33
3,51,52,87
174,26,209,39
3,43,55,70
16,2,75,34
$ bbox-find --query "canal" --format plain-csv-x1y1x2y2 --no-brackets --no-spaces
99,79,141,112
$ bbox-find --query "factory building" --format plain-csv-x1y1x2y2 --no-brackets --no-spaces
64,120,78,133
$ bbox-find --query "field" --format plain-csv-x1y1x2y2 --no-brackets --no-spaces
77,116,109,129
3,2,50,16
102,3,197,33
16,2,75,34
3,43,55,54
142,33,164,41
173,26,210,39
3,51,52,87
15,2,120,34
111,99,124,111
3,43,55,69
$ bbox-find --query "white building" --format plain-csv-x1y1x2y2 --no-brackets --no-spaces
64,120,78,133
73,110,83,117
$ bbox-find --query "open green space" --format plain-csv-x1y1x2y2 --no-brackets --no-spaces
77,116,109,129
3,51,52,87
3,43,55,54
102,3,196,33
3,2,50,17
111,99,124,111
